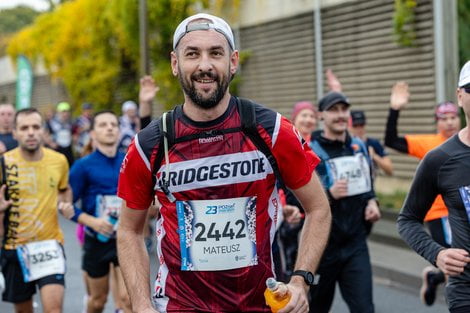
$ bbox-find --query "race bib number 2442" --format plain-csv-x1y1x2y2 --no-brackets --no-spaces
176,197,258,271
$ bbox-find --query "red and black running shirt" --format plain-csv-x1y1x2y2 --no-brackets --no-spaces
118,96,319,312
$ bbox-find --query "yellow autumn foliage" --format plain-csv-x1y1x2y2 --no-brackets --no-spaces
7,0,240,112
8,0,125,110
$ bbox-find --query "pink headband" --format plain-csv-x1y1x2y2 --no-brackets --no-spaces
435,102,458,120
291,101,316,122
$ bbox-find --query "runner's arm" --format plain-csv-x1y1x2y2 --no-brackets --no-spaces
117,203,158,313
325,68,342,92
69,161,87,222
139,75,159,129
371,154,393,176
384,108,408,153
58,184,72,203
140,116,152,130
368,141,393,176
279,172,330,313
397,153,445,265
293,172,330,272
385,81,410,153
57,184,74,219
77,213,114,236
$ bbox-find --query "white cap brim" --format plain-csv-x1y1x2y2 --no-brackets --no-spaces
459,60,470,87
173,13,235,50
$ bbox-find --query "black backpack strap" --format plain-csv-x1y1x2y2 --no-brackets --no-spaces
0,156,5,184
0,156,7,200
236,97,286,190
152,109,175,193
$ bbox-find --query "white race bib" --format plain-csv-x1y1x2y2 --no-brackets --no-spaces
176,197,258,271
55,129,72,147
328,154,371,196
96,195,122,219
16,240,65,282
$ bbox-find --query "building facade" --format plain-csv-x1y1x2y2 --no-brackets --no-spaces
236,0,458,183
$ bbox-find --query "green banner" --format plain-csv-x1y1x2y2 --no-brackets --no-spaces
15,55,34,110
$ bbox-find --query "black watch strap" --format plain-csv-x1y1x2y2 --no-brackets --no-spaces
291,270,320,286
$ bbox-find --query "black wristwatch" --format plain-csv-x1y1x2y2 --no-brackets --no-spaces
291,270,320,286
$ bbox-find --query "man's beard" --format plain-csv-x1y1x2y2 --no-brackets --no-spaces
21,142,40,153
178,68,230,110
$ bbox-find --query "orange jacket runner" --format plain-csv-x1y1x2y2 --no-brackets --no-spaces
405,133,448,221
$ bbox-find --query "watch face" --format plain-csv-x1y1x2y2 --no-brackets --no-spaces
306,272,314,285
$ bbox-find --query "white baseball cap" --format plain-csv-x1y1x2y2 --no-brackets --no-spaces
122,100,137,113
173,13,235,50
459,60,470,87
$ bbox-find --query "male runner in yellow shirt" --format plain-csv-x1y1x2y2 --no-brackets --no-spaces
0,108,72,313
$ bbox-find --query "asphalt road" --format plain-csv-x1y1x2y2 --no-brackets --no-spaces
0,216,448,312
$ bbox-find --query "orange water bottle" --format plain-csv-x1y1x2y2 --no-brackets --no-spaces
264,277,291,312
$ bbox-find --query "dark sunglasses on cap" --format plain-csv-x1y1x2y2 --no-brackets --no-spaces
463,84,470,93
